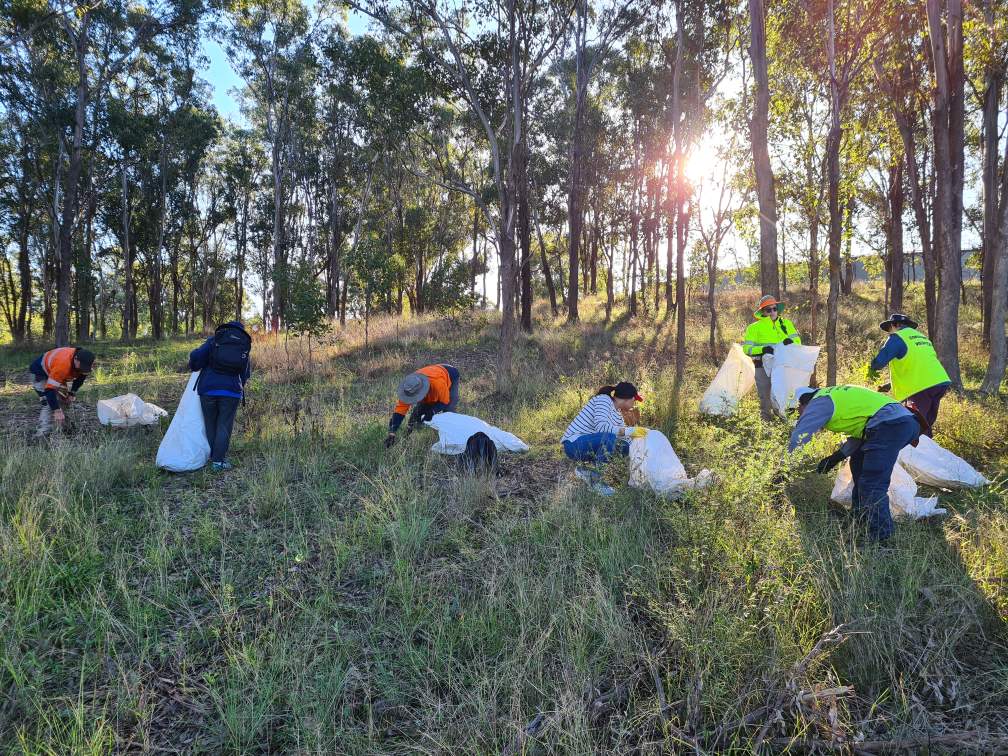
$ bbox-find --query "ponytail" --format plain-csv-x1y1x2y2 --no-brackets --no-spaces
595,385,616,397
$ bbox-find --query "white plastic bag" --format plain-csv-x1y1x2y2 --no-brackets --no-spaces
96,393,167,427
699,344,755,416
768,344,820,413
426,412,529,455
830,458,945,520
629,430,714,500
156,372,210,472
897,435,989,490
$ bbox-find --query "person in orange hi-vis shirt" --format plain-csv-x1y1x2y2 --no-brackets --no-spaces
385,363,460,448
29,346,96,436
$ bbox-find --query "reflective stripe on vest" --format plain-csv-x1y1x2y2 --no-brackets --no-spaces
742,317,800,357
818,385,898,439
890,328,950,401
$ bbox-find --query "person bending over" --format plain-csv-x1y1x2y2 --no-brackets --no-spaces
790,385,920,544
385,363,460,448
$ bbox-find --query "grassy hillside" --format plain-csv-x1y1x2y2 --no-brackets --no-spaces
1,285,1006,754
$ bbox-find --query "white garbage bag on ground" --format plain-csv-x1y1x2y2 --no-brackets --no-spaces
96,393,167,427
699,344,755,416
898,435,989,490
629,430,714,500
156,372,210,472
768,344,820,413
830,458,945,520
426,412,529,455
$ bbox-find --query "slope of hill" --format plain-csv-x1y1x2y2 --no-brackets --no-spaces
1,284,1005,753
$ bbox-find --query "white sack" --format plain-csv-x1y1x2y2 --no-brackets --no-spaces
426,412,529,455
699,344,755,416
629,430,714,500
156,372,211,472
830,458,945,520
769,344,821,414
96,393,167,427
898,435,989,490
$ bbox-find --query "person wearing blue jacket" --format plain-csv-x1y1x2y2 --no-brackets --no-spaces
188,321,252,470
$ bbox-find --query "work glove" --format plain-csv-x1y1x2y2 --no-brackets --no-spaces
782,338,794,346
384,433,397,449
816,451,845,474
53,408,66,424
866,366,880,382
629,426,648,440
762,345,774,355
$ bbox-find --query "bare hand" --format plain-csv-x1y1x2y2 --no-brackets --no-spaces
54,409,65,424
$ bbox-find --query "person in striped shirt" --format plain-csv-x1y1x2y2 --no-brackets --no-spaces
562,382,647,496
29,346,96,436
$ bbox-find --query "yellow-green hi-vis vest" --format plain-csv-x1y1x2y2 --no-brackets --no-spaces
742,317,800,358
818,385,898,439
889,328,951,401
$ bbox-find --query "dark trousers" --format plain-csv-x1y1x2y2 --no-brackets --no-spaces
200,396,240,463
904,384,949,436
849,414,920,541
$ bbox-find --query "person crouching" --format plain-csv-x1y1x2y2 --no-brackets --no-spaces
29,346,96,437
561,382,647,497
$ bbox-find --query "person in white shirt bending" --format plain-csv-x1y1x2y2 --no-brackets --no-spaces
561,382,647,496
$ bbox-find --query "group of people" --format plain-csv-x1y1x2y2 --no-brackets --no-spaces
27,292,952,542
28,322,252,471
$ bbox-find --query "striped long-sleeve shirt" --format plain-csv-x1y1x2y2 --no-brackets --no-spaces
562,395,626,443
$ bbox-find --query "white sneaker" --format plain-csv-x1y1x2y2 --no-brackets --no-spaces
592,480,616,497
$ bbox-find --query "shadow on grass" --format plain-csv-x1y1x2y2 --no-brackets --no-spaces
790,475,1008,742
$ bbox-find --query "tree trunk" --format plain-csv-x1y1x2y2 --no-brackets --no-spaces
980,96,1008,392
270,143,286,332
534,213,559,315
980,0,1002,342
749,0,779,298
518,140,533,332
14,154,34,342
55,23,90,347
674,192,690,388
926,0,964,388
887,158,905,313
566,0,589,323
825,0,843,385
121,164,135,341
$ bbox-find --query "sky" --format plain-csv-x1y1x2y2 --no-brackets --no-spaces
201,11,373,125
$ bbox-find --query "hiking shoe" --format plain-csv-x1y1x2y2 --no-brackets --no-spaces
574,466,598,485
592,480,616,497
211,461,233,471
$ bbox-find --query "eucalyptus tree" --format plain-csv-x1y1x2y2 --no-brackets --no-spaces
355,0,570,389
221,0,324,331
926,0,966,388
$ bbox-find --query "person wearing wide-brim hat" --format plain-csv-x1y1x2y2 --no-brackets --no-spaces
868,313,950,436
742,294,802,421
385,363,460,448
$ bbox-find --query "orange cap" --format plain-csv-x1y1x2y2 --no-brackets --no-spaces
754,295,782,315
